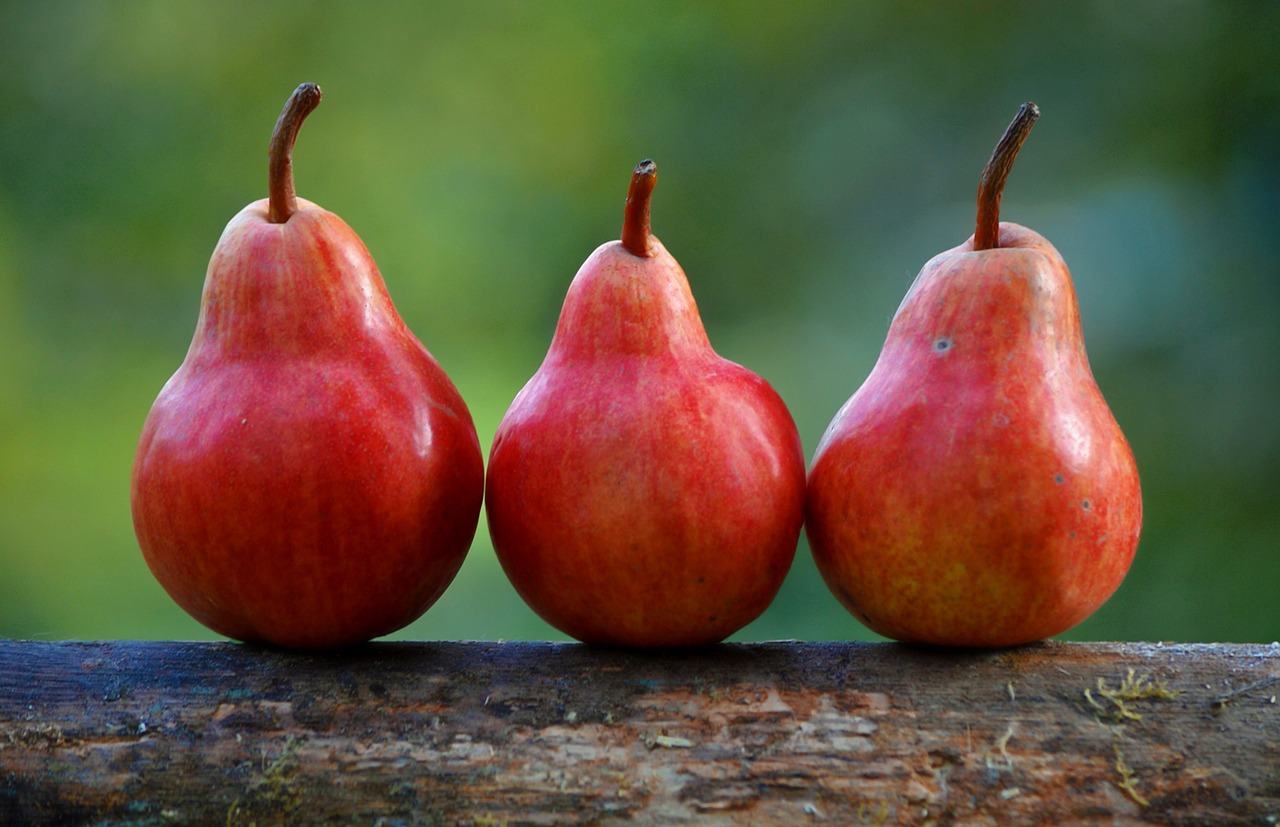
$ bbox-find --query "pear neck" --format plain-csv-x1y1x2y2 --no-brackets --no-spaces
192,205,401,360
548,240,710,362
890,239,1084,374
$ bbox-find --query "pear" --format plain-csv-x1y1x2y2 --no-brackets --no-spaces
131,83,484,649
806,103,1141,647
485,160,806,647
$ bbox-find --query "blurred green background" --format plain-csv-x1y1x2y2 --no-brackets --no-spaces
1,2,1276,644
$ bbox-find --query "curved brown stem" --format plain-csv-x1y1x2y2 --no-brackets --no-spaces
621,159,657,257
268,83,323,224
973,102,1039,251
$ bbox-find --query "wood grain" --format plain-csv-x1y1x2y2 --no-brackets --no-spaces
1,640,1277,825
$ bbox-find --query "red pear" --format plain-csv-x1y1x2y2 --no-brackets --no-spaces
806,103,1141,647
485,160,806,647
131,83,484,649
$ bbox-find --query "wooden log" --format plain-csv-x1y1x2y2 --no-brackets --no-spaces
1,640,1277,825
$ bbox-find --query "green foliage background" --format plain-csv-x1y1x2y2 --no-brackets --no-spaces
1,2,1276,644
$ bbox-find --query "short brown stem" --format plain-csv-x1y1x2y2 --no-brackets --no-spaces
268,83,323,224
973,101,1039,251
621,159,657,257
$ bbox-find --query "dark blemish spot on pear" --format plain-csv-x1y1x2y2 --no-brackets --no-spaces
1054,474,1065,485
933,337,953,354
1082,499,1092,510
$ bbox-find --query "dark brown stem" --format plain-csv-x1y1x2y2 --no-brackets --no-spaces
268,83,323,224
973,101,1039,251
621,159,657,257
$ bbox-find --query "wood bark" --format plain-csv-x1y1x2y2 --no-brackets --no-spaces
1,640,1277,825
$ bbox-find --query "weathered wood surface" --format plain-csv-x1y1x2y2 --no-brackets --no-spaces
1,640,1277,825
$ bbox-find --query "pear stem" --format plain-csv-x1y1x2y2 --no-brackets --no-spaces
973,101,1039,251
621,159,657,257
267,83,323,224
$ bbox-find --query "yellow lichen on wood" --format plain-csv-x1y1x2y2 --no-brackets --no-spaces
1084,669,1178,723
1112,740,1149,807
226,736,303,826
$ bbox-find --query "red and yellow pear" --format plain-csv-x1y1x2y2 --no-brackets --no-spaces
806,103,1141,647
131,83,484,649
485,160,807,647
